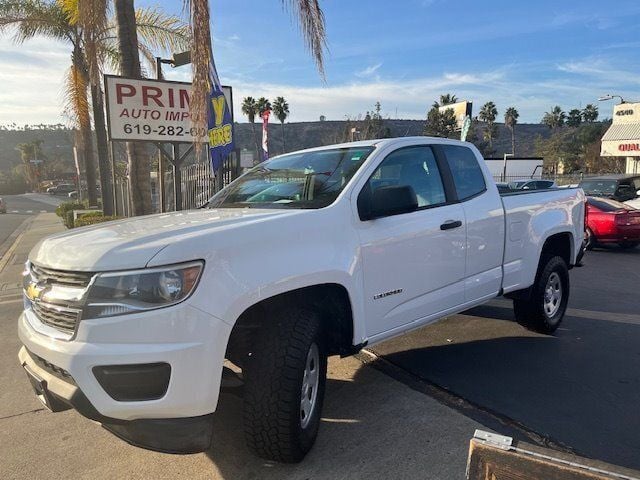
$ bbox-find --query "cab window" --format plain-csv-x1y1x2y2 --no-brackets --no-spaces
366,146,446,208
442,145,486,200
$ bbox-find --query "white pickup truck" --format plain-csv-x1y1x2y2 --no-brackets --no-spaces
18,137,585,462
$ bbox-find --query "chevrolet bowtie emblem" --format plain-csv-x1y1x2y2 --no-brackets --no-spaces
25,282,45,302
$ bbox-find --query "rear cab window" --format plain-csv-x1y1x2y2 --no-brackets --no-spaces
441,145,486,201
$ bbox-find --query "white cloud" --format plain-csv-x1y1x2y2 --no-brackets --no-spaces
355,62,382,78
0,37,637,128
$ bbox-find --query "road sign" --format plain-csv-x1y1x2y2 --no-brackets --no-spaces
104,75,232,143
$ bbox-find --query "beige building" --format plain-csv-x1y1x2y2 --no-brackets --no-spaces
601,102,640,174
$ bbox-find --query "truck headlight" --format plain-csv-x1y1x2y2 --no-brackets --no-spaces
83,261,203,319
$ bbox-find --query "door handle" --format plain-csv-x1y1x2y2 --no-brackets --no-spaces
440,220,462,230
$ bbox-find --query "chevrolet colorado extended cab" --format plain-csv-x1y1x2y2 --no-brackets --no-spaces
18,137,585,462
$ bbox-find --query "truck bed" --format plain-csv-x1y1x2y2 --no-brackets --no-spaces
499,187,585,294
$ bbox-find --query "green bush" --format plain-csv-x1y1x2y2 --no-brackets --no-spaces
74,214,121,228
55,201,84,219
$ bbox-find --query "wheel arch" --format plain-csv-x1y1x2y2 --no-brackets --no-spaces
225,283,359,367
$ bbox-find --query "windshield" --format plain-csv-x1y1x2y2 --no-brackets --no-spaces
207,146,375,209
579,180,617,196
508,181,528,189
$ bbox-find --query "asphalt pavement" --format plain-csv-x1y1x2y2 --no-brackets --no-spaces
372,245,640,470
0,194,63,252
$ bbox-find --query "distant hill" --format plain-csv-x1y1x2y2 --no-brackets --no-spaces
0,120,558,173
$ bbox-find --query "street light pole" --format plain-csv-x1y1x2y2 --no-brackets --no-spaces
155,52,190,212
156,57,170,212
598,94,625,104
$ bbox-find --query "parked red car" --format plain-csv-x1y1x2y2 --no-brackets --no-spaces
585,197,640,250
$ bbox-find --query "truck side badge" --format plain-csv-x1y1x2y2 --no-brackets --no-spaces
374,288,403,300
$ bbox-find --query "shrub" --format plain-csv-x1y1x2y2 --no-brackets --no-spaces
55,201,84,219
74,213,121,228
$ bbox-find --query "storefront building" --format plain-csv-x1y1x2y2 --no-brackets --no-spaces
601,102,640,174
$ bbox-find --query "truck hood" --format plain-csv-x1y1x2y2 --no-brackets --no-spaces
30,208,300,271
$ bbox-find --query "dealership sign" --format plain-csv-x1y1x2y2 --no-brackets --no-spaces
104,75,232,143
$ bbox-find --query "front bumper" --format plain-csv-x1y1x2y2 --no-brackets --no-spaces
18,301,232,453
19,347,214,453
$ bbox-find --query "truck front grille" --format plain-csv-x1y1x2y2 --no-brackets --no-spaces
30,264,93,288
26,263,93,336
32,301,81,334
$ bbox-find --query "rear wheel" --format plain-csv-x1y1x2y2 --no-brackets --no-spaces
585,228,595,250
242,307,326,463
513,256,569,334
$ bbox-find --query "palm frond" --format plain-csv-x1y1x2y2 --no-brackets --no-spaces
132,6,190,54
137,41,157,77
281,0,327,78
0,0,74,43
63,61,90,130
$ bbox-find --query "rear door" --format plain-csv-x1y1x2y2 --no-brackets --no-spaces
355,144,466,338
440,145,505,303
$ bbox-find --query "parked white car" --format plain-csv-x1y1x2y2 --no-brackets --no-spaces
18,137,585,462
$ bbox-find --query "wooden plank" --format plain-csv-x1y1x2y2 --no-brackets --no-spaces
467,438,640,480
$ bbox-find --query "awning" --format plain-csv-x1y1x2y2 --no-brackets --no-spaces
601,123,640,156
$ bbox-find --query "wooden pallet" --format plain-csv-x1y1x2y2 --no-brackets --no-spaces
467,430,640,480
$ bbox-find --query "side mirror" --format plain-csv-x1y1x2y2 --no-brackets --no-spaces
360,185,418,221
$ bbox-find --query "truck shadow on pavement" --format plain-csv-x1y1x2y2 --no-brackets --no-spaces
204,361,473,479
373,306,640,472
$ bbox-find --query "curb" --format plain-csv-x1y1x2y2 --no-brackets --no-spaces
0,216,34,273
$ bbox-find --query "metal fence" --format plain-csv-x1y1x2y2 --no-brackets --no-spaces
493,173,609,187
113,151,242,216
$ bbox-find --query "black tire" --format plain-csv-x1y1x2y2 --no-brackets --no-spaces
585,228,595,250
619,242,639,249
513,256,569,334
242,307,326,463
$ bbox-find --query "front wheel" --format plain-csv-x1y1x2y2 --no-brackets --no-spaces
513,256,569,334
242,307,326,463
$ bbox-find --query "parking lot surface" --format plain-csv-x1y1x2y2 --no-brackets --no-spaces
373,246,640,470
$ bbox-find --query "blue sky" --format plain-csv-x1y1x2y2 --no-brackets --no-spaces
1,0,639,125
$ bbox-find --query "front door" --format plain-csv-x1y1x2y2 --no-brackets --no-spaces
355,145,466,339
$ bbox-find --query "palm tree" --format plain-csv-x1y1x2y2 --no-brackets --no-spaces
504,107,519,155
272,96,290,153
187,0,327,165
241,97,259,161
431,93,458,109
582,104,598,123
542,106,566,130
567,109,582,128
479,101,498,148
1,0,189,213
0,0,98,205
67,1,189,214
256,97,272,117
